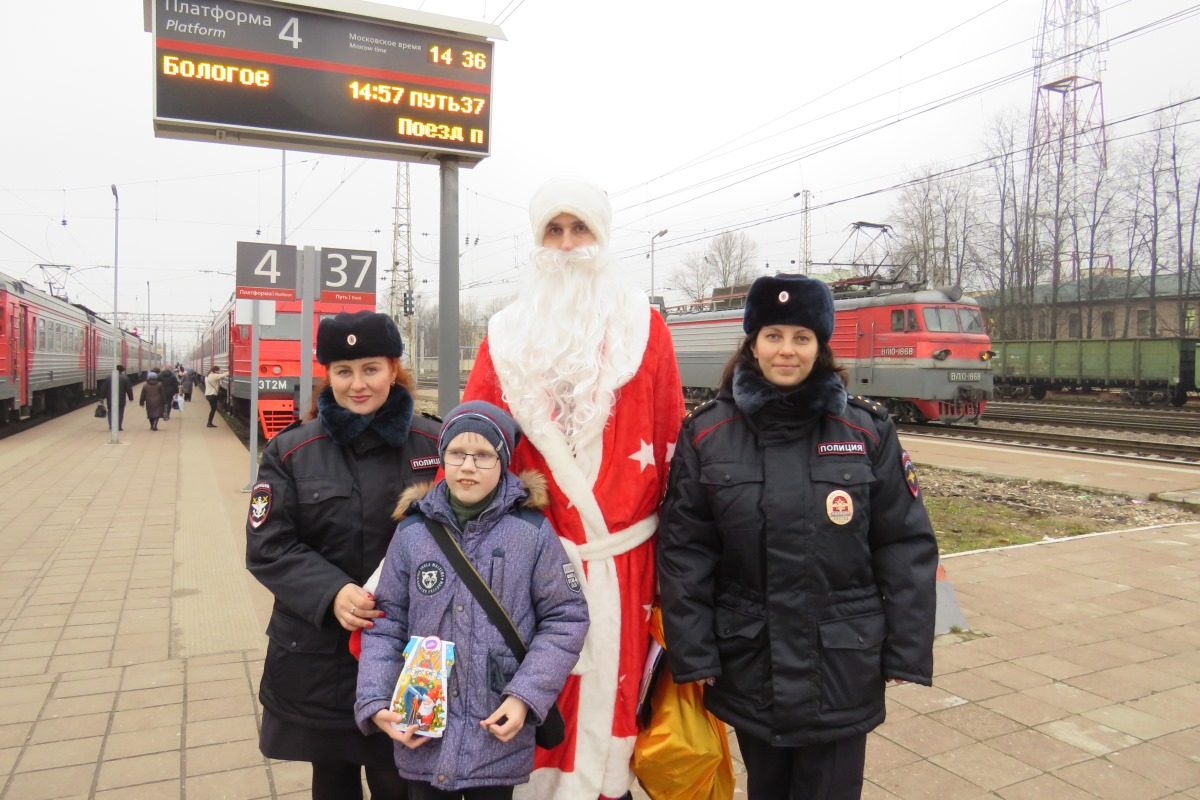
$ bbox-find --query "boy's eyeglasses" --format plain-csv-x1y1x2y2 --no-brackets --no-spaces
444,450,499,469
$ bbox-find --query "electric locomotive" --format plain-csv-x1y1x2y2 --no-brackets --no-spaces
666,278,994,422
191,294,375,438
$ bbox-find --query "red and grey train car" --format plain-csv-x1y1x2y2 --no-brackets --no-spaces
1,271,152,422
191,294,375,438
667,281,993,423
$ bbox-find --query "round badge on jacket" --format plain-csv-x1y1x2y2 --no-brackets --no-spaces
415,561,446,595
826,489,854,525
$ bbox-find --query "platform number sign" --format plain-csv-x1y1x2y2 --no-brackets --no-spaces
320,248,377,303
236,241,298,300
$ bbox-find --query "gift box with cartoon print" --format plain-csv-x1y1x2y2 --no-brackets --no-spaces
391,635,455,737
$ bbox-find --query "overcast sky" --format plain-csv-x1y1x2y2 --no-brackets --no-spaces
1,0,1196,350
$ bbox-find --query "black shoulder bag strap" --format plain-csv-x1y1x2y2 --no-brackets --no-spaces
426,519,527,660
425,518,565,747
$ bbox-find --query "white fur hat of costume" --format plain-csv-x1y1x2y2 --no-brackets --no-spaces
528,177,612,248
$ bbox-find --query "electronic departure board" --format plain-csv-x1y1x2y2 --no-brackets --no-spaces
152,0,499,163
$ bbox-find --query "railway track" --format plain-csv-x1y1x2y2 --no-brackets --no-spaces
985,401,1200,436
900,422,1200,463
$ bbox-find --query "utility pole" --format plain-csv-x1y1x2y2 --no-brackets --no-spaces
798,189,812,275
1021,0,1107,336
391,163,415,373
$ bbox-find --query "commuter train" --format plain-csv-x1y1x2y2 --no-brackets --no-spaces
666,279,994,423
991,337,1198,406
190,294,375,438
1,271,155,423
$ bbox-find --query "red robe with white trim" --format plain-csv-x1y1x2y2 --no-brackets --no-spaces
463,310,683,799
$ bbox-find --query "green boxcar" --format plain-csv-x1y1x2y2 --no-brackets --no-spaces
993,338,1198,405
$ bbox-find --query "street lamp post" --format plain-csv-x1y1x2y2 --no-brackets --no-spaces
110,184,120,444
649,228,668,303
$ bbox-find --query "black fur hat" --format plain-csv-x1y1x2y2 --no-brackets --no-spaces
742,274,835,343
316,311,403,365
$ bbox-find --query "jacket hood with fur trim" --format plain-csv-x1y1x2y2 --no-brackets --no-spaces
392,469,549,521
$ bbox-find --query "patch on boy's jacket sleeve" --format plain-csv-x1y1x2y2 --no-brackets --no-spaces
248,482,272,529
562,563,581,593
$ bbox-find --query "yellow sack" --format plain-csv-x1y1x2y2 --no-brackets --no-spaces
632,607,734,800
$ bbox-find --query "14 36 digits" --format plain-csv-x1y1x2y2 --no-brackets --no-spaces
428,45,487,70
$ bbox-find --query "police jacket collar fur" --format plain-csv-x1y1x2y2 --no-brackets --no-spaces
731,364,848,418
317,384,414,447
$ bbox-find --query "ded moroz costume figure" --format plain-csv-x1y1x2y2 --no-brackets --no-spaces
462,177,684,799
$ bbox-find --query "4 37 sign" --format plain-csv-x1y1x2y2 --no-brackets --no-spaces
235,242,377,304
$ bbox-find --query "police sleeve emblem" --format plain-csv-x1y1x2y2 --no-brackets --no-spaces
901,450,920,498
248,482,272,529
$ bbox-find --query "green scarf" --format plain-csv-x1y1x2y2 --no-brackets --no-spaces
449,486,499,529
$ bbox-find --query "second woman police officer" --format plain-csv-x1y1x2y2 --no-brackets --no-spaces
657,274,938,800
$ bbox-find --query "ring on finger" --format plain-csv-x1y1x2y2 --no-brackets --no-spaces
350,606,356,615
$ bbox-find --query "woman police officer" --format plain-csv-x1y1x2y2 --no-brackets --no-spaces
657,274,938,800
247,311,441,799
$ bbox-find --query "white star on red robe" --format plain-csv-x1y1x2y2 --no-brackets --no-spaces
629,439,654,472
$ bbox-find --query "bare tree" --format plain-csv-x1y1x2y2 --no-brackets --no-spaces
890,168,979,289
669,253,711,303
1165,108,1198,337
669,232,759,304
707,231,759,289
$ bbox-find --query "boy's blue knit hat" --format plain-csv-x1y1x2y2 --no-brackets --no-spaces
438,401,521,471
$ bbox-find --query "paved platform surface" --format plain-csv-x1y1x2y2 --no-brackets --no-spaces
1,404,1198,799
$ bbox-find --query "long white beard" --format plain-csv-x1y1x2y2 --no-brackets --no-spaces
494,245,635,473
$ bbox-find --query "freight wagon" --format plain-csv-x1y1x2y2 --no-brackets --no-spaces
991,337,1198,405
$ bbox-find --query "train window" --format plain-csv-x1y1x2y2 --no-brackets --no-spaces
257,312,303,340
891,311,905,332
959,308,984,333
922,308,960,332
907,309,918,331
1067,314,1082,338
37,319,45,350
1185,305,1197,336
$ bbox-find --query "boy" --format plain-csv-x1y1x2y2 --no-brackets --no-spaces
355,401,589,800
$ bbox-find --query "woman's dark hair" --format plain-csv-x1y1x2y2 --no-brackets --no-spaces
717,330,847,394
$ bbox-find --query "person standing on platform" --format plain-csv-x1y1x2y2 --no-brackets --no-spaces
246,310,442,800
101,364,133,431
204,365,227,428
180,369,195,402
657,274,938,800
158,366,179,421
462,177,684,800
356,400,589,800
138,371,167,431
